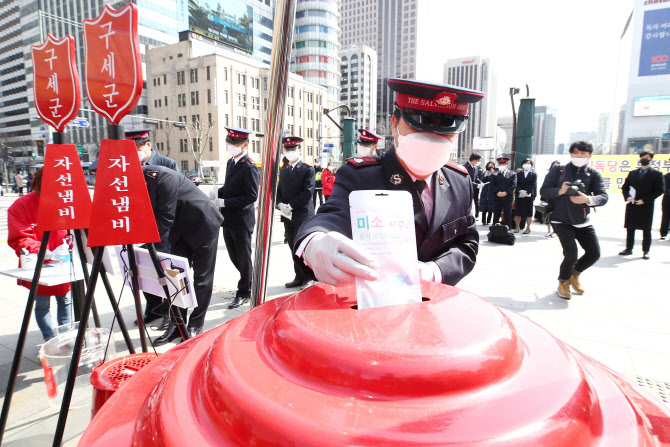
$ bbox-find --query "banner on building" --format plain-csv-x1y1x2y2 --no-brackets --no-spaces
638,7,670,77
185,0,253,53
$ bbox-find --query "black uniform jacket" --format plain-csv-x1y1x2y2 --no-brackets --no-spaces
515,170,537,200
622,167,664,230
145,150,177,171
490,169,517,200
217,154,260,230
277,160,315,226
464,161,482,185
142,165,223,252
294,147,478,286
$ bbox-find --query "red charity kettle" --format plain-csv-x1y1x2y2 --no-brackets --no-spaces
80,282,670,446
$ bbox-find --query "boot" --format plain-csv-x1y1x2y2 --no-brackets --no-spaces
557,281,572,300
569,274,584,294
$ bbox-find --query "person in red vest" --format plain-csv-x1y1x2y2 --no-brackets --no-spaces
321,162,336,200
7,168,72,341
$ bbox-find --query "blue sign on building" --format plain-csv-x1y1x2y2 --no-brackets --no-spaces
638,8,670,77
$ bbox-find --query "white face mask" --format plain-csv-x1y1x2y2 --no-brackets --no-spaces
499,165,508,172
570,157,588,168
396,132,454,177
522,164,532,171
137,151,147,163
327,165,334,171
285,150,300,163
356,144,372,157
227,143,242,158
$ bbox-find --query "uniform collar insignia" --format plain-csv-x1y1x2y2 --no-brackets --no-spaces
353,157,364,163
438,175,445,185
147,171,159,179
391,173,403,185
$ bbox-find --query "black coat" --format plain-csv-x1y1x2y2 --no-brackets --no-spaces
463,161,482,185
490,170,517,201
294,147,478,286
622,168,664,230
515,170,537,200
217,154,259,230
145,150,177,171
277,160,315,226
663,173,670,210
142,165,223,252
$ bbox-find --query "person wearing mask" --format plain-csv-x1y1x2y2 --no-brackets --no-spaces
514,158,537,234
356,129,382,157
210,127,260,309
313,166,324,208
7,168,72,341
142,165,223,345
277,136,315,288
619,150,664,259
540,141,608,300
14,171,24,196
479,161,496,226
322,163,336,201
659,170,670,240
293,78,482,287
539,160,561,237
464,153,483,219
490,157,517,226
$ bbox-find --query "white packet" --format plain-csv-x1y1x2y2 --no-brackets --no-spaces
350,190,421,309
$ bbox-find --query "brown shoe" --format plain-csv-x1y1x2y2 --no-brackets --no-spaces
557,281,572,300
569,274,584,294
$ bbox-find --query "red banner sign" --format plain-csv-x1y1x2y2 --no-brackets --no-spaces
87,139,160,247
37,145,92,231
30,34,81,132
83,4,142,125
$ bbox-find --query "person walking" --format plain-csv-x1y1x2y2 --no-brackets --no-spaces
321,162,336,201
277,136,315,288
14,171,24,196
619,150,664,259
660,171,670,240
491,157,516,226
540,141,608,300
211,127,260,309
464,153,483,219
514,158,537,234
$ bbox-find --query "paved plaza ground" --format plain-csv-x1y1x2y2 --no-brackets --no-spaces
0,188,667,445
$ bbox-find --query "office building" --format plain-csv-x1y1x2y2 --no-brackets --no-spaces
339,0,419,121
533,106,557,155
497,117,514,157
146,39,327,174
339,45,377,131
443,56,497,160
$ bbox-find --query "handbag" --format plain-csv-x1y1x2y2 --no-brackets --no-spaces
487,224,516,245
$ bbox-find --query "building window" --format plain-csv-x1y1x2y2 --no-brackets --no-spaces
225,114,229,126
181,160,188,171
224,90,229,104
191,91,199,105
209,137,213,152
238,93,246,107
190,68,198,83
237,73,246,85
207,89,211,104
164,96,168,106
224,67,228,80
206,66,210,80
208,112,212,125
164,74,167,84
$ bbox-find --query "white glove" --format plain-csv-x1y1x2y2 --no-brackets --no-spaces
518,190,527,198
418,261,438,282
208,187,218,201
304,232,378,286
476,183,484,189
215,198,225,207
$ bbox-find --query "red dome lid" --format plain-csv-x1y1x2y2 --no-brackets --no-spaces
80,282,670,446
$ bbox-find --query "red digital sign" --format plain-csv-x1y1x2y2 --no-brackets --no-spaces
83,4,142,125
37,145,92,231
87,139,160,247
30,34,81,132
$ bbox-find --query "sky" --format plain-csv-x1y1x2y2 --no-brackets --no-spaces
416,0,637,144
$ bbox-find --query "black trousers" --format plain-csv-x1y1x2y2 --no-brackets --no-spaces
313,187,323,208
626,227,651,253
552,223,601,282
473,188,480,216
222,226,253,298
284,220,310,282
493,199,512,226
660,196,670,238
170,234,219,329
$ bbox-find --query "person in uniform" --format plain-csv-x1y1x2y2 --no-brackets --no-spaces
356,129,382,157
514,158,537,234
619,150,664,259
142,165,223,345
491,157,517,226
293,78,483,286
210,127,260,308
659,170,670,240
277,136,315,288
126,129,179,328
464,153,483,219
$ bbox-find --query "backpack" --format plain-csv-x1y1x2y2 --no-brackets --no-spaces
487,224,516,245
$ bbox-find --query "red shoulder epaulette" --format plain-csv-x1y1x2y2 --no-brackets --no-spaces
246,158,255,164
445,161,468,176
346,156,382,167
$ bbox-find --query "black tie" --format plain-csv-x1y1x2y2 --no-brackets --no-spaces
414,180,426,195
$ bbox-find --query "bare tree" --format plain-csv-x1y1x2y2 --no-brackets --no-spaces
158,123,174,158
376,115,394,138
184,115,215,179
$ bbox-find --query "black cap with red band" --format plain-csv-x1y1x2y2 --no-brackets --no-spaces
387,78,484,135
357,129,382,146
225,126,252,143
496,157,510,164
282,136,303,149
125,129,151,140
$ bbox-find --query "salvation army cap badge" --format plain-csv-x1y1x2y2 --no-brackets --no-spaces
391,174,403,185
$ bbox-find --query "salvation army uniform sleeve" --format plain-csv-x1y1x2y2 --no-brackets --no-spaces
540,165,562,200
276,168,285,205
152,173,179,252
530,172,538,199
289,165,316,210
506,172,517,195
224,161,260,209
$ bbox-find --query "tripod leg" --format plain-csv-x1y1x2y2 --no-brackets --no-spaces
0,232,50,443
52,248,103,447
125,245,148,352
72,230,101,328
146,244,189,341
99,264,135,354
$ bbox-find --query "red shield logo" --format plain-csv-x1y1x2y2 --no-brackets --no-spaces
83,4,142,125
30,34,81,132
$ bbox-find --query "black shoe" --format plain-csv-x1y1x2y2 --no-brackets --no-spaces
153,324,182,346
134,312,161,326
187,326,203,338
643,252,650,260
618,249,633,256
285,279,304,288
228,296,250,309
661,236,666,240
154,316,170,331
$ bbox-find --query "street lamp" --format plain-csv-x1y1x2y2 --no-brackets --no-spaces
509,87,520,167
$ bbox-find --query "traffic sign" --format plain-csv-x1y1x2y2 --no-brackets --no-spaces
324,143,334,148
76,144,84,156
68,118,90,127
322,149,330,153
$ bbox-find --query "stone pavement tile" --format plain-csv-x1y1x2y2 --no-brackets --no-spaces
2,403,90,447
562,337,636,379
628,349,670,383
568,320,670,355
